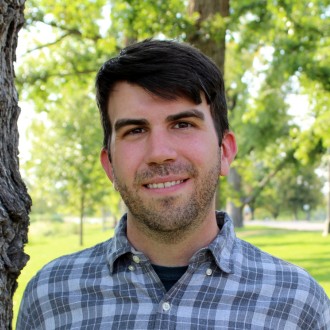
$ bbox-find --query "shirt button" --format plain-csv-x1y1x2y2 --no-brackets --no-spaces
206,268,213,276
128,265,135,271
162,302,171,311
132,255,140,263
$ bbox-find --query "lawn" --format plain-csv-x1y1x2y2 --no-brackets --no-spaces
13,221,330,327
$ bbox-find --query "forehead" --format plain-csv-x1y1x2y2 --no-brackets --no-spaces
107,82,211,121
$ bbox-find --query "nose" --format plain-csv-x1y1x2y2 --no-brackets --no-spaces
145,129,177,165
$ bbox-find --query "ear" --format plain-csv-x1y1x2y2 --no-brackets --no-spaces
100,148,115,183
220,131,237,176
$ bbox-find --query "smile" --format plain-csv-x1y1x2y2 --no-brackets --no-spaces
146,180,184,189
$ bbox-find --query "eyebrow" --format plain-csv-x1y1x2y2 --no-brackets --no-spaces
114,118,148,132
114,109,205,132
166,109,205,122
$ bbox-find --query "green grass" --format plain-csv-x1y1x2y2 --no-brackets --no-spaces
13,222,330,327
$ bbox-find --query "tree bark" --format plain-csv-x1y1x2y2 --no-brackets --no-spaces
0,1,31,328
188,0,228,74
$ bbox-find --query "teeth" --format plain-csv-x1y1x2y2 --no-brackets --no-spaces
147,180,183,189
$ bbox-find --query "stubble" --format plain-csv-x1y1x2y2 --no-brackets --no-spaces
113,152,221,243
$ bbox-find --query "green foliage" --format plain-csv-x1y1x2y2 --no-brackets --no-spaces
254,163,324,219
17,0,329,221
224,0,328,216
23,84,120,218
18,0,122,220
230,0,329,153
111,0,190,43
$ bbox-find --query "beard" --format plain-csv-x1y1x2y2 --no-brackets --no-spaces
113,151,221,243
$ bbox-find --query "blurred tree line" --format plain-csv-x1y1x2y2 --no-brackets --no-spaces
17,0,329,228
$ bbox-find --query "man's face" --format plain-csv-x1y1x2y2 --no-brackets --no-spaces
101,82,236,240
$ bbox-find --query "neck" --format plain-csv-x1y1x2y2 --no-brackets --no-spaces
126,209,218,267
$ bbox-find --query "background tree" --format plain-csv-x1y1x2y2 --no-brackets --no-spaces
18,0,121,245
253,163,323,220
17,0,329,230
186,0,301,226
218,0,329,226
23,85,121,245
0,0,31,328
17,0,192,242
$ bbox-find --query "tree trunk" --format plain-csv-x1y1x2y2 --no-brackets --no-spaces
188,0,228,74
226,167,244,227
226,202,243,227
324,218,330,237
187,1,245,226
293,208,299,221
187,0,229,211
0,1,31,328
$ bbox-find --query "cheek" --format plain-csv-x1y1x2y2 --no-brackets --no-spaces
112,145,142,177
184,136,220,163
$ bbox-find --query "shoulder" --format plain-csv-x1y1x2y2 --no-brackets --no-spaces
17,238,114,328
233,237,330,321
48,237,110,266
234,237,321,287
17,215,129,329
25,237,113,296
230,238,330,327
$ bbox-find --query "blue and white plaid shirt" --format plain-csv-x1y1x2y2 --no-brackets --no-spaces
17,212,330,329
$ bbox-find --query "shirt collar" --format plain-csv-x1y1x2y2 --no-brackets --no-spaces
208,211,236,273
107,214,132,274
107,211,236,274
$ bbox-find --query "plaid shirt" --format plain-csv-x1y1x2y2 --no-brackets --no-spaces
17,212,330,329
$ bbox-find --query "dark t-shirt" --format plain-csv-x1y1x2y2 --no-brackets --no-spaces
151,264,188,291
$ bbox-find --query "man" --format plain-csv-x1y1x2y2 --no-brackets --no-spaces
17,39,330,329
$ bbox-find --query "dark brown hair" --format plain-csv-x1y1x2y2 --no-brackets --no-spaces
95,39,229,149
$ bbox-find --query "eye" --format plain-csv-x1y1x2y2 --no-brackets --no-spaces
124,127,146,136
173,121,193,129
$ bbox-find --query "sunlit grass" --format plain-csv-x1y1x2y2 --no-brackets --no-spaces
13,221,330,327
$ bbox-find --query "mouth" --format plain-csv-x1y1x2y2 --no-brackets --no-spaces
145,179,186,189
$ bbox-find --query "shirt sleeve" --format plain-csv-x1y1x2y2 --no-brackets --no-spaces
318,295,330,330
16,279,37,330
